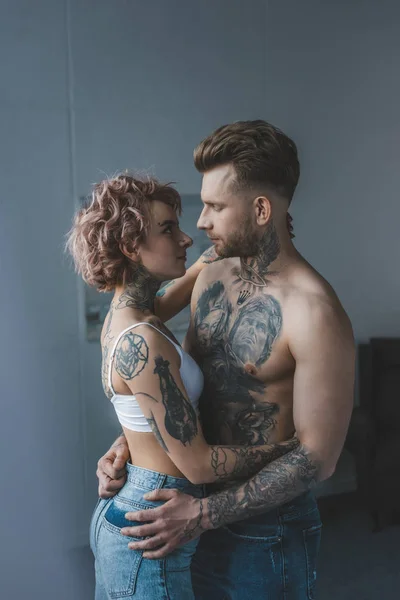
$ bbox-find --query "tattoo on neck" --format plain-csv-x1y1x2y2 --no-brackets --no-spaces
117,265,160,312
239,220,281,288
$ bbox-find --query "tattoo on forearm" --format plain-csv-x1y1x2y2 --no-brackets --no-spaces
147,410,169,453
205,445,320,529
115,333,149,380
156,280,176,298
181,499,206,543
154,355,198,445
112,440,127,450
210,438,299,482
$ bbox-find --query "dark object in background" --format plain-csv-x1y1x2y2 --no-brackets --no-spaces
345,338,400,532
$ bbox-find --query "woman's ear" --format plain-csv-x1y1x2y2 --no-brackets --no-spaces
119,242,140,262
254,196,272,225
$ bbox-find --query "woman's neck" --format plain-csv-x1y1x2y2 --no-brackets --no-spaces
114,265,160,314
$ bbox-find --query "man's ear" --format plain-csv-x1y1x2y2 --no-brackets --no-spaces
119,242,140,262
254,196,272,225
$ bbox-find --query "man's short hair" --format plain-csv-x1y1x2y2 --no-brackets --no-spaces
193,119,300,203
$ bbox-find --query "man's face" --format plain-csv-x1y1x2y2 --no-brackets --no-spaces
197,164,260,258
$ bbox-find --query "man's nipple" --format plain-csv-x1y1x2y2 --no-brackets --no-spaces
244,363,257,376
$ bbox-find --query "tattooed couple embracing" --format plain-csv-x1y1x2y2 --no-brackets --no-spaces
68,120,355,599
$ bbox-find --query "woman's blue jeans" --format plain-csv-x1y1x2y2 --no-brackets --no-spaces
90,463,205,600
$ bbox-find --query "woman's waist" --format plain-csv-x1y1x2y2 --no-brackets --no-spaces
125,430,191,480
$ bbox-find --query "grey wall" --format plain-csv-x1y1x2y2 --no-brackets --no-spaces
0,1,266,597
264,0,400,343
1,0,399,597
0,0,86,597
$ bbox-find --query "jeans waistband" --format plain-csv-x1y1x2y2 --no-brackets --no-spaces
125,463,205,498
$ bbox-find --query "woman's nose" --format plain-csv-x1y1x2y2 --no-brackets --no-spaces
180,232,193,248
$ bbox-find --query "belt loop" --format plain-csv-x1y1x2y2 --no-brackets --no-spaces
157,473,167,489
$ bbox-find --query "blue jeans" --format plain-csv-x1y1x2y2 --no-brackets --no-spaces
90,463,206,599
191,491,322,599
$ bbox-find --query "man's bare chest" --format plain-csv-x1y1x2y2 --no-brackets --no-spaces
193,277,285,374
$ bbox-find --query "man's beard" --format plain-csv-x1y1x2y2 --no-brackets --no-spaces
215,214,259,258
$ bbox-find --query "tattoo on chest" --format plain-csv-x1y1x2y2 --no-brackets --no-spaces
194,281,283,445
237,290,251,305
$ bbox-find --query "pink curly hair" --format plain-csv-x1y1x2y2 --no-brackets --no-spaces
66,173,181,291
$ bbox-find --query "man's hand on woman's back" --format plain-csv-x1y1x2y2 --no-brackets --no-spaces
96,434,130,498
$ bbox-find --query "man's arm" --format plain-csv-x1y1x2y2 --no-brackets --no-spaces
122,297,355,557
154,246,221,322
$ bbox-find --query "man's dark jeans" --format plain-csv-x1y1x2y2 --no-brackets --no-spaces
192,491,322,599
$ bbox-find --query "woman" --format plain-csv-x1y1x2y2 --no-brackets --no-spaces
67,173,296,600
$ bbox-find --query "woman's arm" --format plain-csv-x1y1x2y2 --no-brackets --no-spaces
154,246,222,323
113,325,298,485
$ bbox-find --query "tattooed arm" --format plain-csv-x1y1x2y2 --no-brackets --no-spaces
154,246,222,322
115,325,298,485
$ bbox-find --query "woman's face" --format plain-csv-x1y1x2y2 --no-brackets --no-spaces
137,200,193,281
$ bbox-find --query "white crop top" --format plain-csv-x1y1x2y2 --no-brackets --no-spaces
108,322,204,432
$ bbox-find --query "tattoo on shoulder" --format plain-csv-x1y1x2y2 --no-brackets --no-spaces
115,332,149,380
147,410,169,453
154,355,198,445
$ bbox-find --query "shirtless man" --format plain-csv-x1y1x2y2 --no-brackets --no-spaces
96,120,355,598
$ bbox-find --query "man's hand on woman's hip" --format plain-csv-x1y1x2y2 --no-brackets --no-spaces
121,488,206,559
96,434,130,498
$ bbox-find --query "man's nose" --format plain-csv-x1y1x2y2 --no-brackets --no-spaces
197,209,211,231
